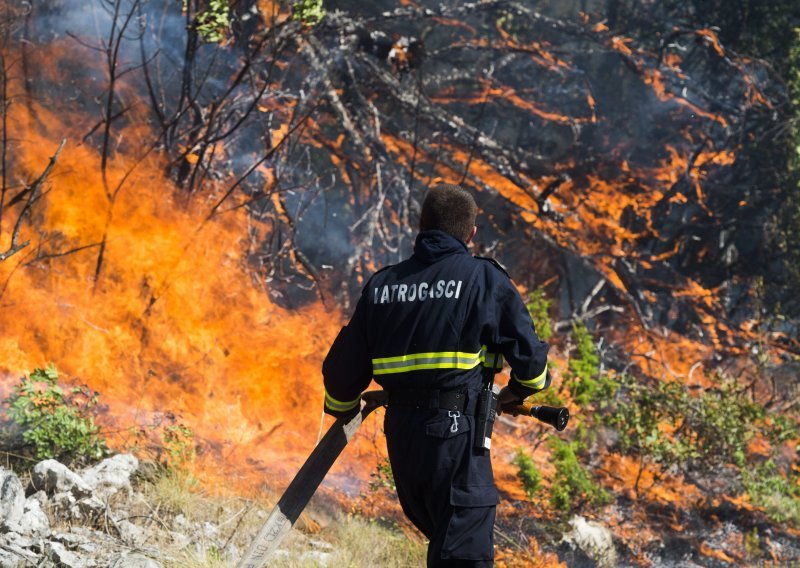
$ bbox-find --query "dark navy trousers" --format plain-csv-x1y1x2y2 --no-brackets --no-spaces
385,406,497,567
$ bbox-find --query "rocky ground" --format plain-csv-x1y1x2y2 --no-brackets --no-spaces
2,453,797,567
0,453,622,568
1,455,167,567
0,454,422,568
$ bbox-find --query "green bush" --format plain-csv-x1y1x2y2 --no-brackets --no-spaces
3,364,108,463
606,375,768,473
605,375,694,470
512,448,542,498
743,460,800,526
183,0,230,43
161,422,196,470
566,321,616,408
369,456,396,492
549,437,608,513
686,380,764,469
526,286,552,341
291,0,325,27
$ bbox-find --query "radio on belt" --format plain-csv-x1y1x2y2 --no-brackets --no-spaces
474,383,500,451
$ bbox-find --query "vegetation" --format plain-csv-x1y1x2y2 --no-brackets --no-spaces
784,26,800,313
369,456,396,492
2,364,108,464
526,286,553,341
183,0,230,43
291,0,325,27
512,448,542,499
603,371,800,520
565,321,615,409
549,437,608,514
742,460,800,526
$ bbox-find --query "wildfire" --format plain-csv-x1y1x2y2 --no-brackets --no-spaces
0,3,793,565
0,45,375,489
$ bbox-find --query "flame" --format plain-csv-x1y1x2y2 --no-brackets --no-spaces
0,49,379,489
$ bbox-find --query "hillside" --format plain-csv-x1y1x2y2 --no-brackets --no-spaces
1,0,798,565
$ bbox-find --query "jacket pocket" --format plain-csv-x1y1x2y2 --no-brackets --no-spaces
450,483,499,507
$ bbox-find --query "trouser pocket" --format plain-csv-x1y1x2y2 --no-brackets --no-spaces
438,484,498,561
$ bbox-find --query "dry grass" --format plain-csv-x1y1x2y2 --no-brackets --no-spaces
134,468,426,567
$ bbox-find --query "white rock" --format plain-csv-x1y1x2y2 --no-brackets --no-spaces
0,536,38,567
301,550,331,566
107,552,162,568
4,532,35,550
46,541,87,568
563,515,617,568
82,454,139,499
117,520,146,546
28,489,48,507
170,531,191,549
15,496,50,537
173,513,188,530
201,521,218,539
0,468,25,530
31,460,92,498
0,547,27,568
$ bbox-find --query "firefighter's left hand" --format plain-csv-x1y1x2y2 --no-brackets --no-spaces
496,386,524,414
324,402,361,421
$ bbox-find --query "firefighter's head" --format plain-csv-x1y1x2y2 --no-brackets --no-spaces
419,184,478,243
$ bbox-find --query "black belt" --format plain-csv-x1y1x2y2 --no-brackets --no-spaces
387,389,475,414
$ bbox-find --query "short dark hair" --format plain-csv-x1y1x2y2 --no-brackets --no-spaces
419,184,477,242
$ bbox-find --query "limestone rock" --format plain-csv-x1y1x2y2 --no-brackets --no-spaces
82,454,139,500
31,460,92,498
0,468,25,530
117,520,146,546
107,552,162,568
562,515,618,568
0,533,41,566
15,496,51,537
45,541,87,568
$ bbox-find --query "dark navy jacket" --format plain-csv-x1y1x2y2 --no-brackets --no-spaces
322,230,549,414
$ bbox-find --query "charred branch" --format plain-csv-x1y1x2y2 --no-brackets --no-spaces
0,139,65,263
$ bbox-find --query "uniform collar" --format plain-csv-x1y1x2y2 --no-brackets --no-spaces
413,230,469,263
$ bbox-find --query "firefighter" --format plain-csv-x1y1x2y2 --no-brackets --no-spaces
322,184,551,567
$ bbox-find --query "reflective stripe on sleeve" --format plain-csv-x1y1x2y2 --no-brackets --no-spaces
514,364,548,390
324,388,361,412
372,349,485,375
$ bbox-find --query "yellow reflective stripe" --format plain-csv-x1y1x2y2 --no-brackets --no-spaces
482,352,503,370
514,364,548,390
372,349,484,375
324,389,360,412
372,350,484,364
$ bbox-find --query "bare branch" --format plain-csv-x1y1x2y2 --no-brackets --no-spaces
0,138,66,262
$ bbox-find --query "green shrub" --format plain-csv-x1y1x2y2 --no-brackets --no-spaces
566,321,616,408
512,448,542,498
606,375,768,473
370,456,396,492
3,364,108,463
605,375,693,470
549,437,608,513
291,0,325,27
743,460,800,526
686,380,763,469
526,286,553,341
183,0,230,43
162,422,196,470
